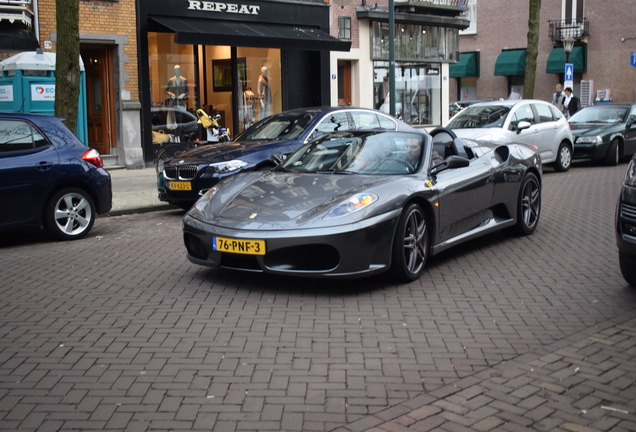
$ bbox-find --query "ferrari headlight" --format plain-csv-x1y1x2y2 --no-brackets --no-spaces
188,185,220,220
625,158,636,187
575,136,603,145
325,193,378,219
206,160,248,174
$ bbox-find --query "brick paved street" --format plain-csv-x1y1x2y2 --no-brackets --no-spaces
1,162,635,431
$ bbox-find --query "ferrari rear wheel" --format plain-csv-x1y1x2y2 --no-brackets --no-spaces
513,172,541,236
391,203,429,282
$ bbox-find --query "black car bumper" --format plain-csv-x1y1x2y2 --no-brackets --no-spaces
573,141,609,160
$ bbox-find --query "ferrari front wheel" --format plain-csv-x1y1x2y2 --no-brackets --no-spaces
391,203,429,282
513,172,541,236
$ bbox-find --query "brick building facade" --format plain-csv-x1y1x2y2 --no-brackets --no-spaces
450,0,636,105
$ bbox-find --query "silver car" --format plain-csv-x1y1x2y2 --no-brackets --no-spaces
446,99,573,171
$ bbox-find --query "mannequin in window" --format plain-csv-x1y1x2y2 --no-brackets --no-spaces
165,65,189,141
258,66,271,119
166,65,189,110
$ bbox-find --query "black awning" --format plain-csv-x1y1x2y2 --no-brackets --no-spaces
151,17,351,52
0,26,39,51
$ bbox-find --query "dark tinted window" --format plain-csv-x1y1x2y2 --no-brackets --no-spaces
0,119,48,153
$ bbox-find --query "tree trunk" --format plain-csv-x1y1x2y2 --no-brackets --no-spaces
523,0,541,99
54,0,80,134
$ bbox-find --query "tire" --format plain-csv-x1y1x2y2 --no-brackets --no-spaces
553,142,572,172
511,172,541,236
619,252,636,287
43,188,96,240
605,138,620,166
390,203,429,282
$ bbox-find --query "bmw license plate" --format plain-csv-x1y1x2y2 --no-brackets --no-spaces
168,181,192,191
213,236,266,255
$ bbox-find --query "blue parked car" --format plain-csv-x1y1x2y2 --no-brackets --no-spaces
157,106,414,209
0,113,112,240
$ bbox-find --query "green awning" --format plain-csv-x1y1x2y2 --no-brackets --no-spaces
546,45,586,74
450,52,479,78
494,49,526,76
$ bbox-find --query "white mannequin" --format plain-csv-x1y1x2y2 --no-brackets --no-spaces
258,66,271,119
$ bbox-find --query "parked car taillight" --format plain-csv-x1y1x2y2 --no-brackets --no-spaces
82,148,104,168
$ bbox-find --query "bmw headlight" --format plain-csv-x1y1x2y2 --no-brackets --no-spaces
206,160,248,174
325,193,378,219
625,158,636,187
575,136,603,145
188,185,220,220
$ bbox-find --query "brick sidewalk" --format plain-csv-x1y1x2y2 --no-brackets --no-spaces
338,315,636,432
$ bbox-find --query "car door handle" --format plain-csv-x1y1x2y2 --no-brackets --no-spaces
35,161,53,171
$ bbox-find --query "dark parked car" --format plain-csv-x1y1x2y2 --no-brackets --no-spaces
0,113,112,240
570,103,636,165
158,106,414,209
151,106,199,144
182,127,542,282
616,153,636,286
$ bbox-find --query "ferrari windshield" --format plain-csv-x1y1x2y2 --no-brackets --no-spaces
234,112,319,141
282,131,425,175
447,105,511,129
568,106,629,124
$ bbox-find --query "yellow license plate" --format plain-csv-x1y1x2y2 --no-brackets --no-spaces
168,181,192,191
213,236,266,255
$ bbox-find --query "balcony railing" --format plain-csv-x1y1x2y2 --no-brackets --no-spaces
395,0,467,6
0,0,33,27
549,18,589,42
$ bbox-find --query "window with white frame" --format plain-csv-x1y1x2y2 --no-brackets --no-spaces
563,0,584,21
338,16,351,40
459,0,476,35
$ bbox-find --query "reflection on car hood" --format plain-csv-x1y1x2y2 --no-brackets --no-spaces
202,171,399,229
167,139,294,164
569,122,622,136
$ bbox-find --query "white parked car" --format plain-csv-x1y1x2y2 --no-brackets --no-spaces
445,99,574,171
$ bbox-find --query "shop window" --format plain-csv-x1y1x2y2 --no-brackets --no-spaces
373,63,442,127
371,22,459,63
147,32,197,143
338,16,351,40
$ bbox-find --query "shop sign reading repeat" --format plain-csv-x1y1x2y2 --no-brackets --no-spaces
187,1,260,14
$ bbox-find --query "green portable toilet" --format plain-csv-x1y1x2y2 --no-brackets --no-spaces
0,49,88,145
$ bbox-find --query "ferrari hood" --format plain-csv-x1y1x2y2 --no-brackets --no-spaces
197,171,401,229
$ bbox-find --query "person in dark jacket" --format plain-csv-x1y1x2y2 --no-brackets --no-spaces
563,87,580,118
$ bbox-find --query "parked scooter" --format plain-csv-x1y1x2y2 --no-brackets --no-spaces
196,108,231,143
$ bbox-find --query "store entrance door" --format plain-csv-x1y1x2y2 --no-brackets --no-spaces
338,61,351,106
81,45,115,155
